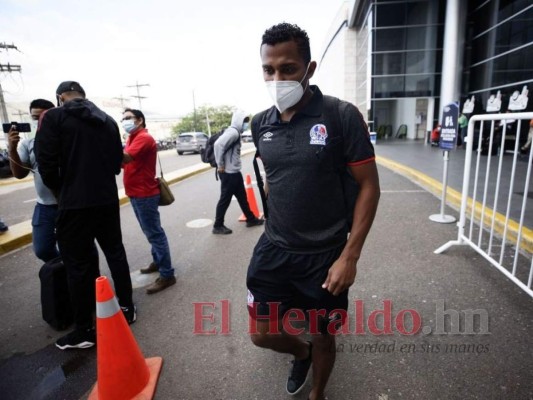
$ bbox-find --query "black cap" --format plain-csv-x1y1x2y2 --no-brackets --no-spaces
56,81,85,96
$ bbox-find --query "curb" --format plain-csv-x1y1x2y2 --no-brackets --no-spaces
0,148,256,256
376,155,533,254
0,176,33,186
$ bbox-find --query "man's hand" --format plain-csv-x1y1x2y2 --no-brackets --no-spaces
322,256,358,296
122,152,133,164
218,166,225,173
8,126,21,150
7,125,31,179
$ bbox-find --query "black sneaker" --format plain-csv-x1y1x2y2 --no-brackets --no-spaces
212,225,232,234
121,304,137,324
55,327,96,350
287,341,312,395
246,217,264,227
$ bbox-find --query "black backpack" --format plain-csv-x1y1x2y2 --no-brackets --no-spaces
251,96,360,230
200,129,225,167
200,128,240,179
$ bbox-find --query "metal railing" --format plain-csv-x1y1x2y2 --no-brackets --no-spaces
435,112,533,298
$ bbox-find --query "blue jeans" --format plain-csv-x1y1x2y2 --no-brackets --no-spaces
130,195,174,278
32,203,60,262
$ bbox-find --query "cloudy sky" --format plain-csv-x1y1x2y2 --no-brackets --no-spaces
0,0,348,119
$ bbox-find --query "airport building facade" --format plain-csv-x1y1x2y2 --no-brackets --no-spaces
317,0,533,140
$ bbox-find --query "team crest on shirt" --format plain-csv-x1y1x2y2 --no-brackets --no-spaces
309,124,328,145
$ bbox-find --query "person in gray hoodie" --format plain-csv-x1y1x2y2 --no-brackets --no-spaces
213,109,264,234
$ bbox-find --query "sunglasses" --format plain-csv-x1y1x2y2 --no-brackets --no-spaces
121,116,137,122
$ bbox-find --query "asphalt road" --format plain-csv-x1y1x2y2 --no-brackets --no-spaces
0,156,532,399
0,143,255,227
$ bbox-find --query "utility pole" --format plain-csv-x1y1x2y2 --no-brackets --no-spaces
0,82,9,124
127,81,149,110
113,94,129,109
192,90,197,132
0,64,21,124
13,109,28,121
0,42,22,148
205,108,211,136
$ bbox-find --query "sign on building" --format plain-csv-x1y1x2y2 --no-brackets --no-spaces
508,85,529,111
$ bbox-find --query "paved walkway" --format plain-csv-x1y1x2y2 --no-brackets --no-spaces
0,142,531,399
375,139,533,254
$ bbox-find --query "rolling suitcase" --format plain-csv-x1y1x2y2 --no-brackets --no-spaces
38,257,73,330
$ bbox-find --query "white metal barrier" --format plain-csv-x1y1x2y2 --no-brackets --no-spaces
435,112,533,298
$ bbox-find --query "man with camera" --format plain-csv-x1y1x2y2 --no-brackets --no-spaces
8,99,59,262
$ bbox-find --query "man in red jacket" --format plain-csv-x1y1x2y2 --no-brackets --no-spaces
122,108,176,294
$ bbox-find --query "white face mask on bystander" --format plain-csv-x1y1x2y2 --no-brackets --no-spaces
122,120,136,134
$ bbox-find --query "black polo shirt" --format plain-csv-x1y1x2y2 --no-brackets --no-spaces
253,86,375,254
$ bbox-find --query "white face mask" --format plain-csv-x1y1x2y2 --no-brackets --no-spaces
30,120,39,132
265,63,310,113
122,119,136,134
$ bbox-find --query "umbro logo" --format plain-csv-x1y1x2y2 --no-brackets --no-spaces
262,132,274,142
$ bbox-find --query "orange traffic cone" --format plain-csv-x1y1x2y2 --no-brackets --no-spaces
88,276,162,400
239,173,263,221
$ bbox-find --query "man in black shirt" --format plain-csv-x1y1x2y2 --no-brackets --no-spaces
36,81,135,350
247,23,380,400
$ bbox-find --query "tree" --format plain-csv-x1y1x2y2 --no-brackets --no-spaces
172,105,236,137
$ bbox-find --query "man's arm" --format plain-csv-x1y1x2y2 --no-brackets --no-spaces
122,130,151,166
214,128,238,173
122,152,133,164
110,120,125,174
35,113,61,190
322,161,380,296
7,126,31,179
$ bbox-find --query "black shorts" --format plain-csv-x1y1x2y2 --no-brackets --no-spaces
246,233,349,321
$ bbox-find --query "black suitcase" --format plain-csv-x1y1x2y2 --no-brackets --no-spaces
38,257,73,330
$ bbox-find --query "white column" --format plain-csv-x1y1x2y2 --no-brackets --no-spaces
439,0,463,120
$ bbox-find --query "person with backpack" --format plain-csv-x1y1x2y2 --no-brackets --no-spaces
246,23,380,400
212,110,264,234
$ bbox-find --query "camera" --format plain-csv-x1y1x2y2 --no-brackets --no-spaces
2,121,32,134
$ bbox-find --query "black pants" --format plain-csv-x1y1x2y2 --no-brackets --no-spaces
214,171,255,227
56,203,133,329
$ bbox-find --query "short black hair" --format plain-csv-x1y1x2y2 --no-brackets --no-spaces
124,108,146,128
261,22,311,64
29,99,55,111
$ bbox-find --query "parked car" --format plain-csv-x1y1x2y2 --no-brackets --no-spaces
176,132,209,155
0,149,12,178
241,130,253,142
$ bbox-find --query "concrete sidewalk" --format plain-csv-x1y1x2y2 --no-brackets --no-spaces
0,149,532,399
0,149,255,255
3,140,532,255
374,139,533,253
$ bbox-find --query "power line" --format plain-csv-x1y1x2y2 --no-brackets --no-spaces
0,42,22,129
13,109,28,121
0,64,22,123
127,81,149,110
113,94,129,109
